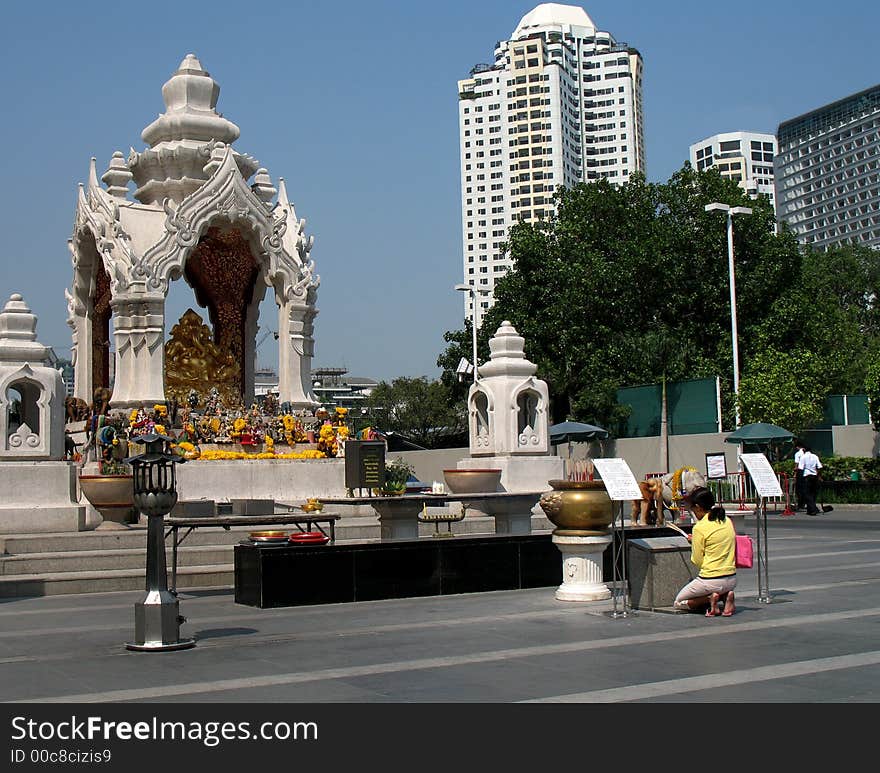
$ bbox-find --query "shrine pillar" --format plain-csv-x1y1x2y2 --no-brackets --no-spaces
110,292,166,408
277,295,317,408
67,302,93,404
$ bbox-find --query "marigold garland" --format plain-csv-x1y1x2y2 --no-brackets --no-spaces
670,465,698,510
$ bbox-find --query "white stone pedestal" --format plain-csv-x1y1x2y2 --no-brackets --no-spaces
0,461,90,533
552,533,612,602
456,455,562,496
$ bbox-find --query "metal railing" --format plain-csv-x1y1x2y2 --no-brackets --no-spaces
643,471,794,516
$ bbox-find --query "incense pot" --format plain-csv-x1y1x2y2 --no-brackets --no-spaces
539,479,613,535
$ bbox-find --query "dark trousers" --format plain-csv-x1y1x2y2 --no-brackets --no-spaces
795,469,806,508
804,475,819,515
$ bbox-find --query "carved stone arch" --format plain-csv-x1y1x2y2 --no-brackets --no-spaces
510,378,547,450
177,216,267,405
2,372,43,436
144,148,292,294
468,386,495,452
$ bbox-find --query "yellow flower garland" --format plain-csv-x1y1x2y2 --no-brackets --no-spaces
670,465,697,509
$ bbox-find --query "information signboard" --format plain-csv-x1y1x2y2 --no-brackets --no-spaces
344,440,386,492
705,452,728,480
592,458,642,501
740,453,783,498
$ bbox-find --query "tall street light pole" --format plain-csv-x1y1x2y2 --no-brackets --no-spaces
705,202,752,428
454,283,480,382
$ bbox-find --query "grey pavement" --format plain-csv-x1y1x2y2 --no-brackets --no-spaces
1,507,878,703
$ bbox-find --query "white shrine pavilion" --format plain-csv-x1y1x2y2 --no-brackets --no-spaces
66,54,319,409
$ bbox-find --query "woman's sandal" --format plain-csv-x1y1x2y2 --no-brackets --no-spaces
705,592,720,617
721,591,735,616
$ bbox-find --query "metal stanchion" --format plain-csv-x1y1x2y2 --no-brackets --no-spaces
609,500,634,618
755,497,772,603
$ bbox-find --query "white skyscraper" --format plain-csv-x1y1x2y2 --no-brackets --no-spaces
689,131,778,212
457,3,645,327
775,84,880,250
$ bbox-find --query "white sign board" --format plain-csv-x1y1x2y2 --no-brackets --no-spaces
705,452,728,480
592,458,643,501
739,453,783,498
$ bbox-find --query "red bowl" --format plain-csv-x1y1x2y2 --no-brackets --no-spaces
289,532,329,545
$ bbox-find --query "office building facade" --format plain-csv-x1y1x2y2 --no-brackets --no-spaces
689,131,777,211
457,3,644,327
775,84,880,250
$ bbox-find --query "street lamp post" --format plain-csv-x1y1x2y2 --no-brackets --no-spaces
454,283,482,382
125,433,194,652
705,202,753,428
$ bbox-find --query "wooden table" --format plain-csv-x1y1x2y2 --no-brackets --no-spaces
318,492,545,541
164,513,339,592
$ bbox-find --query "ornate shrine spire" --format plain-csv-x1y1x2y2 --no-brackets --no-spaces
129,54,259,205
142,54,239,149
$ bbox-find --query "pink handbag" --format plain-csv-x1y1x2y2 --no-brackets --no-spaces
735,534,754,569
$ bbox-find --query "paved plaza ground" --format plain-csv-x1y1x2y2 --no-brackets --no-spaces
1,507,877,705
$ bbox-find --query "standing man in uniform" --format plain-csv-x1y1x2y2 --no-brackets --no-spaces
798,445,823,516
793,442,806,511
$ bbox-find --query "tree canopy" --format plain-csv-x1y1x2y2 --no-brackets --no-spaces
438,163,879,436
363,376,467,449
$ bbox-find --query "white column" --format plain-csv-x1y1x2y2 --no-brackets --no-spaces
110,296,166,407
277,296,317,408
552,534,612,601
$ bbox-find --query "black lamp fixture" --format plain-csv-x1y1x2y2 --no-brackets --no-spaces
125,432,195,652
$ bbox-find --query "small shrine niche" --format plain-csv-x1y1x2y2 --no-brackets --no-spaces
467,321,550,457
6,381,40,436
0,294,65,460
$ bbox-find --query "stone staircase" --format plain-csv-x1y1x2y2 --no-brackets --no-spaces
0,511,554,598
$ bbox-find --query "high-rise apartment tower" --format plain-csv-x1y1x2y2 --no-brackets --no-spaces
775,84,880,250
457,3,645,327
689,131,778,212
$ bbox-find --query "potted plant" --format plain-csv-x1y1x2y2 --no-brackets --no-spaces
381,457,415,496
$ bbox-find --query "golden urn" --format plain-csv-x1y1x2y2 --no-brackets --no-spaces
79,474,136,526
539,479,614,535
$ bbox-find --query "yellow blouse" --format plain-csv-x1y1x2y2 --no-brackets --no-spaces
690,515,736,578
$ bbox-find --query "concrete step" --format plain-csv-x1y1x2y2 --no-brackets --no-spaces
1,513,553,554
0,544,233,575
0,563,233,598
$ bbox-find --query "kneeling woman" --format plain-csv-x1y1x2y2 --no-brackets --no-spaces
673,486,736,616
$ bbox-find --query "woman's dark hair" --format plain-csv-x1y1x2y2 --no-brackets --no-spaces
687,486,726,522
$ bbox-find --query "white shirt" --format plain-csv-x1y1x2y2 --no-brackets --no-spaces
794,448,804,466
798,451,822,477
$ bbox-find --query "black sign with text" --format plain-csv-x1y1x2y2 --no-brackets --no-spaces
344,440,385,492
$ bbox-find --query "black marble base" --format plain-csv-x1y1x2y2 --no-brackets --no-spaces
233,525,691,609
234,534,562,608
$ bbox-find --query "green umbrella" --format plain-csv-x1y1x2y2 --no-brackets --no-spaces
725,422,795,462
724,423,794,444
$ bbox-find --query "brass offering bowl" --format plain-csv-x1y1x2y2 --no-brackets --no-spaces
249,530,289,542
442,468,503,495
539,479,613,535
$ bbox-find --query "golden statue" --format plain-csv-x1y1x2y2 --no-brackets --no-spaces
165,309,240,406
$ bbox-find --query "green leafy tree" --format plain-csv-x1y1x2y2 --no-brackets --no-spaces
438,164,880,435
363,377,466,448
735,348,825,436
436,321,480,405
864,355,880,431
439,166,799,430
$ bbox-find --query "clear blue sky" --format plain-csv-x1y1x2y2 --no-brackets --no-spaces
0,0,876,382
